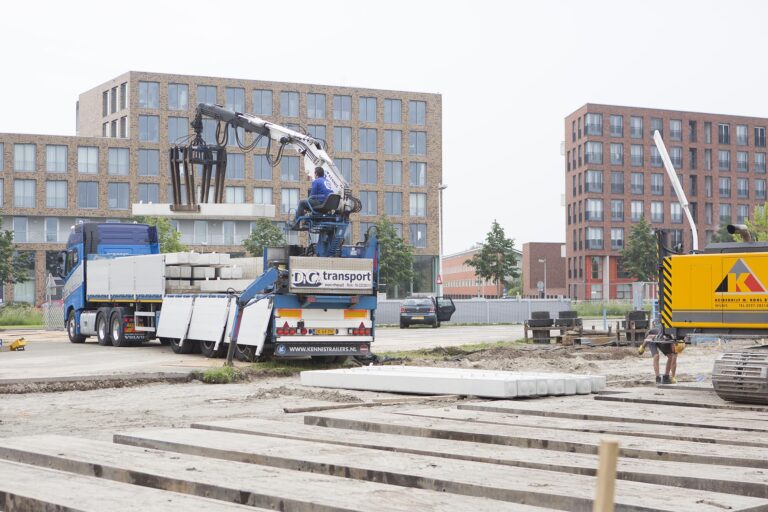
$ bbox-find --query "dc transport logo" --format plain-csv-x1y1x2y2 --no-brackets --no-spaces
292,271,322,287
276,344,288,355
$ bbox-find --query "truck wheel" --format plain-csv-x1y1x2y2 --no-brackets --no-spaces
96,313,112,346
170,338,194,354
200,340,226,358
67,310,86,344
235,344,257,362
110,312,131,348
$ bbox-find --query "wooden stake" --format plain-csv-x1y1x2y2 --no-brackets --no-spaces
593,439,619,512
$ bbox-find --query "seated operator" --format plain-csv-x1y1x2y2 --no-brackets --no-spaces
292,166,333,228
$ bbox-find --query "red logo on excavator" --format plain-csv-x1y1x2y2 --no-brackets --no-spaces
715,259,767,293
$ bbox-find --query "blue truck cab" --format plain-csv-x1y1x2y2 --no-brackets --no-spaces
61,222,159,344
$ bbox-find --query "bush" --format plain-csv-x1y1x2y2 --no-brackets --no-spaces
0,303,43,326
201,366,240,384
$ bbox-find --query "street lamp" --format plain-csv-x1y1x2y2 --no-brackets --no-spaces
438,184,448,297
538,258,547,299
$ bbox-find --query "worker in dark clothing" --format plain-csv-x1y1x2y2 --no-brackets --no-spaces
293,166,333,227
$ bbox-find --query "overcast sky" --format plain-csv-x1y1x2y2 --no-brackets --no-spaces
0,0,765,254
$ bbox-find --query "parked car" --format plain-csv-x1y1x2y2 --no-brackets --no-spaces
399,296,456,328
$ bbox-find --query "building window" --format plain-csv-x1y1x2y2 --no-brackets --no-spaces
308,125,326,143
610,171,623,194
107,148,129,175
277,91,299,117
384,130,401,155
138,183,159,204
12,217,28,243
337,158,352,182
138,81,159,109
689,175,698,196
409,192,426,217
409,100,426,125
12,179,35,208
0,143,3,171
650,117,663,137
611,199,624,221
720,204,732,224
227,153,246,179
585,113,602,136
689,148,697,169
168,116,188,143
650,201,664,223
670,119,682,141
44,217,59,243
585,170,603,193
410,162,426,186
609,115,623,137
670,147,682,169
77,182,98,209
360,160,377,184
705,203,713,225
226,125,246,147
630,116,643,138
756,179,766,200
138,115,159,142
737,151,748,172
221,220,236,245
586,227,603,249
610,143,623,165
252,89,272,116
46,181,67,208
670,202,683,223
611,228,624,250
756,153,766,173
333,95,352,120
226,87,246,112
737,177,749,198
737,204,749,224
360,191,378,215
385,192,402,216
45,145,67,173
756,127,766,148
253,155,272,180
0,179,4,206
385,161,402,185
736,124,748,146
281,188,299,214
410,224,427,248
718,123,730,144
193,220,208,244
197,85,217,106
651,173,664,195
650,146,662,167
168,83,188,111
360,128,378,153
119,116,127,138
137,149,159,177
253,187,272,204
306,93,325,119
13,144,36,172
409,131,426,155
333,127,352,152
630,145,643,166
718,150,731,171
704,149,712,171
384,99,402,124
705,175,713,197
108,183,129,210
689,120,698,142
225,186,245,204
110,120,117,138
585,141,602,164
719,177,731,198
102,91,108,116
359,97,377,122
585,199,603,221
631,173,643,195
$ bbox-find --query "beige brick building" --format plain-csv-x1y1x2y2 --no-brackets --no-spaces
0,71,443,304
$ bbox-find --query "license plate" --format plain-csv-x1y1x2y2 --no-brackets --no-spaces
412,316,424,320
314,329,336,335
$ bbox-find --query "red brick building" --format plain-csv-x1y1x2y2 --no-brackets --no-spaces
521,242,566,298
442,245,522,298
565,104,768,299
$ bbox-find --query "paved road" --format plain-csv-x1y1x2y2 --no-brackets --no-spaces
0,320,615,381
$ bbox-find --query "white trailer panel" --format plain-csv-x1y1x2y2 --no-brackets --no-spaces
86,254,165,301
156,296,195,339
187,296,232,342
223,298,273,354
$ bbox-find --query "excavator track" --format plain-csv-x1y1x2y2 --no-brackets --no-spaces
713,349,768,404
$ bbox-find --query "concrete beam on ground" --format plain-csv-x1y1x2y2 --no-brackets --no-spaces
593,387,768,411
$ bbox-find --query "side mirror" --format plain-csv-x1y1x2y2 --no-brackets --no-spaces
57,251,66,278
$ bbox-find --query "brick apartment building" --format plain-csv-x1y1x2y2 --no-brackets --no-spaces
442,245,522,298
566,103,768,299
521,242,566,298
0,71,442,304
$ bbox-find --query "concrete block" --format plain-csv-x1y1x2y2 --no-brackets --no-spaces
164,252,190,265
193,267,215,279
217,266,243,279
132,202,276,220
199,279,252,292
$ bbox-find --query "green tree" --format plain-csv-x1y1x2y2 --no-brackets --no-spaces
133,216,187,253
0,219,29,287
711,218,737,243
243,218,285,257
620,216,657,281
466,220,519,297
746,203,768,241
375,216,414,295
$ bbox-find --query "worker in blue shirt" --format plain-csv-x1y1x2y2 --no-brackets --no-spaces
293,166,333,227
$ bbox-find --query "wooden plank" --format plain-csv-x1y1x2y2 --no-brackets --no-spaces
0,459,256,511
399,407,768,448
593,440,619,512
193,417,768,498
459,398,768,431
304,409,768,468
0,435,535,512
594,388,768,412
116,427,768,512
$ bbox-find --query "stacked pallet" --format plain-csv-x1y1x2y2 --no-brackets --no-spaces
164,252,255,293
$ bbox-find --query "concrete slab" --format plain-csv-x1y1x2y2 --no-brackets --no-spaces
194,417,768,498
0,435,544,512
595,387,768,411
116,427,768,512
132,202,276,219
303,409,768,468
459,398,768,431
0,459,257,511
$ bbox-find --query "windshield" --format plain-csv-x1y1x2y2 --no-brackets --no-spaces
403,299,432,306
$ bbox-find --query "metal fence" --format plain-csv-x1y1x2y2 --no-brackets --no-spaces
376,298,572,325
42,301,65,331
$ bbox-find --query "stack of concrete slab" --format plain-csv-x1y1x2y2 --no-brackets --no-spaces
300,366,606,398
164,252,253,292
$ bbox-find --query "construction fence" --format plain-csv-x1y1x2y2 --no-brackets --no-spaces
376,298,572,325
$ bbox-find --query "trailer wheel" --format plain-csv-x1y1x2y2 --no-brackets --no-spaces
170,338,194,354
158,338,171,346
312,356,348,364
96,313,112,346
200,340,226,358
235,344,257,362
110,311,132,348
67,310,86,344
